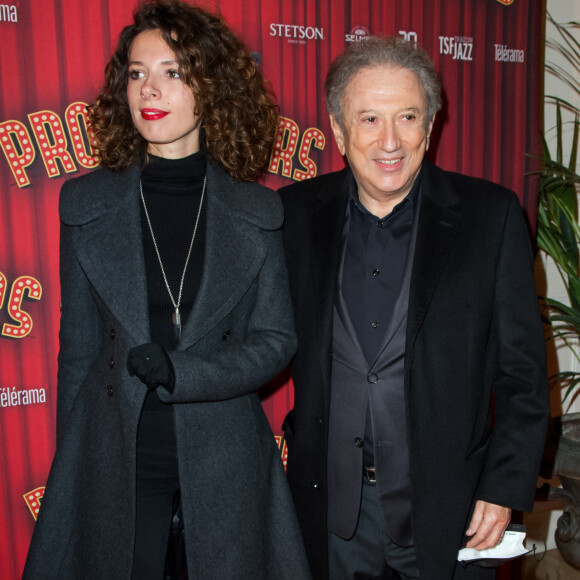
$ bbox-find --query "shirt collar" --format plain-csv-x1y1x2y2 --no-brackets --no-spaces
348,165,423,220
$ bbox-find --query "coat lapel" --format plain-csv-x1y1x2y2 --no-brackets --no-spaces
177,164,268,349
307,169,350,387
69,163,275,351
73,166,150,344
308,169,350,311
406,161,463,352
370,199,420,368
335,221,367,363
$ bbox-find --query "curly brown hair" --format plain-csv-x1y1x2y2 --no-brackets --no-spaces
88,0,278,181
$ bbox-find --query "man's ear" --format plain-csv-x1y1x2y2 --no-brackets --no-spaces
329,114,346,156
426,114,436,151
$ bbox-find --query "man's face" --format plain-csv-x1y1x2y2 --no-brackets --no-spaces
330,65,434,214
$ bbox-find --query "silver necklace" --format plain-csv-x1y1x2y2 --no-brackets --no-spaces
139,175,206,343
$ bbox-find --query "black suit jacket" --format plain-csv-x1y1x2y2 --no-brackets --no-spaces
280,160,549,580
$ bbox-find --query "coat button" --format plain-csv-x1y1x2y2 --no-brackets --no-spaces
110,328,116,340
311,481,320,490
354,437,363,448
109,357,114,369
107,384,113,396
367,373,378,384
222,330,231,340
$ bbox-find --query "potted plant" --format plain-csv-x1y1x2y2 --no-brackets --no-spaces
536,11,580,568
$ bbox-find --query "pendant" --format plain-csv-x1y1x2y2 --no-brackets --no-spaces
172,307,182,343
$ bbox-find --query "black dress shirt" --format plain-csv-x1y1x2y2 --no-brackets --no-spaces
341,173,421,466
342,176,420,363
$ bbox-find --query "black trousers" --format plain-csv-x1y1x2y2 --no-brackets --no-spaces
131,407,180,580
328,479,420,579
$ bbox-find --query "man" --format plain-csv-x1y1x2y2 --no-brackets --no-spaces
279,37,549,580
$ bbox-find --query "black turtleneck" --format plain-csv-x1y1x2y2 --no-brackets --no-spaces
139,150,207,413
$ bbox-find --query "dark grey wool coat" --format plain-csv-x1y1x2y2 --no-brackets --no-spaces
22,161,311,580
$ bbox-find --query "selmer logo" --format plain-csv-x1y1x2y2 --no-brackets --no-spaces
345,26,370,43
269,23,324,44
0,3,17,22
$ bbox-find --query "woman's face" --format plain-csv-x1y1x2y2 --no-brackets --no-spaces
127,29,200,159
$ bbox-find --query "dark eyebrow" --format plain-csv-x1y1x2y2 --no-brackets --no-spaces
128,59,179,67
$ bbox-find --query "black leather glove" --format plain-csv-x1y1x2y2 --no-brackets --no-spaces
126,343,175,393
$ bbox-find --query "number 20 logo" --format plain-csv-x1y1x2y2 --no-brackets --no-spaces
398,31,418,45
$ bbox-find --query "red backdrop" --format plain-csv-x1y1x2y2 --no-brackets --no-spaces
0,0,542,577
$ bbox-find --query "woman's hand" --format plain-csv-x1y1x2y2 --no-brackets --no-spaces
127,343,175,392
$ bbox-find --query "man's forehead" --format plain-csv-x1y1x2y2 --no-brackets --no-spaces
343,66,428,110
351,64,415,79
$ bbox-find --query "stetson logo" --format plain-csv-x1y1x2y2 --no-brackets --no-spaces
496,0,515,5
23,487,45,520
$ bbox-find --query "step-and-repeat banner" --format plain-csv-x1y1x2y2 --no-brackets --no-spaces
0,0,542,576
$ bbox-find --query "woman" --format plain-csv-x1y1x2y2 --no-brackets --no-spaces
22,2,310,579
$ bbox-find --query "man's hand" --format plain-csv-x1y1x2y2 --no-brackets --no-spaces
465,500,511,550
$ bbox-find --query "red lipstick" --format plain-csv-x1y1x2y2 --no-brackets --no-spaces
141,109,168,120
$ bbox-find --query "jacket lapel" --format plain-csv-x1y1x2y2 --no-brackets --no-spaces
177,164,268,349
370,199,420,368
335,219,367,363
73,166,150,344
308,169,350,310
406,161,463,353
308,169,351,387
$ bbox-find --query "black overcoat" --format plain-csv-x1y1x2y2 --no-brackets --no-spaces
279,160,549,580
22,161,311,580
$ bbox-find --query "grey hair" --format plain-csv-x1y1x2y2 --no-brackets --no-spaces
325,36,442,130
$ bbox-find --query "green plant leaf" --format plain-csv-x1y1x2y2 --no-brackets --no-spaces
536,13,580,402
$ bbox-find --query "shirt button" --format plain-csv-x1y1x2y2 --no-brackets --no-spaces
109,357,115,369
354,437,364,448
311,481,321,490
315,416,325,425
377,220,384,228
372,269,380,276
371,321,379,328
222,330,232,340
107,384,113,397
110,328,116,340
367,373,378,384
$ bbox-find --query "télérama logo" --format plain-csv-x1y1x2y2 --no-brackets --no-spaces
0,3,17,22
